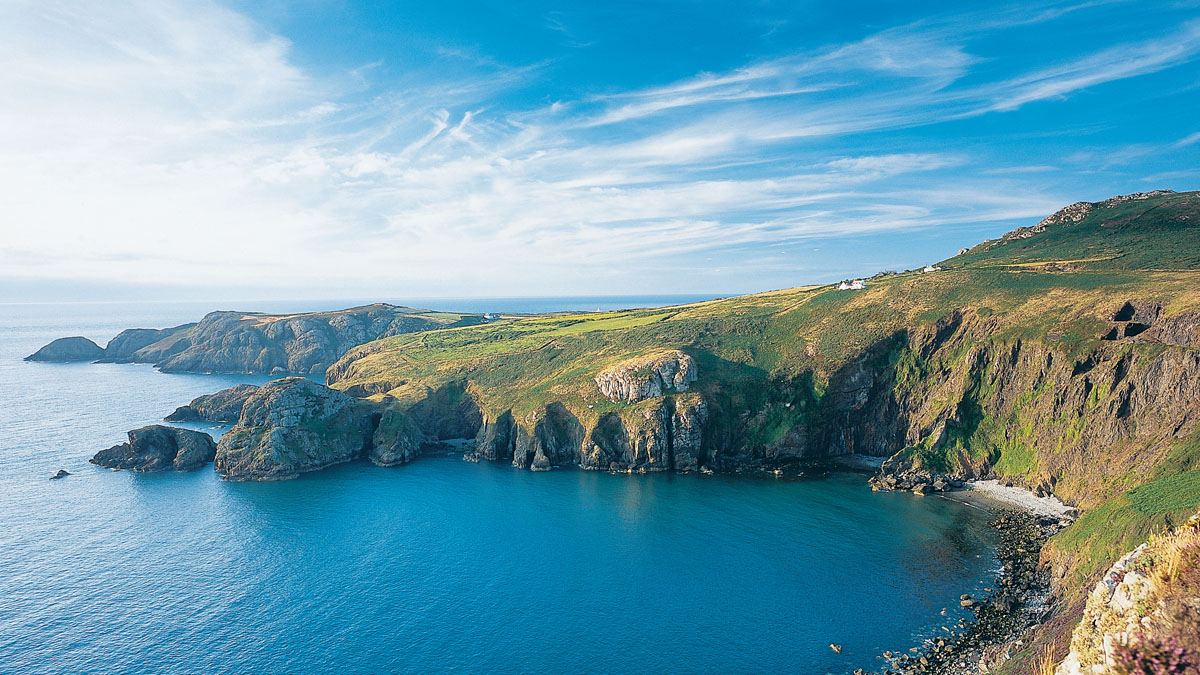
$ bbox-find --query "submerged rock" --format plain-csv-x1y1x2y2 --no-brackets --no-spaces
25,336,105,362
214,378,380,481
165,384,260,422
91,425,217,472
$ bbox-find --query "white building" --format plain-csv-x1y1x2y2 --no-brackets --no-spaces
837,280,866,290
922,265,941,273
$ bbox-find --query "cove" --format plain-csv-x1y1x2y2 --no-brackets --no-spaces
0,302,999,675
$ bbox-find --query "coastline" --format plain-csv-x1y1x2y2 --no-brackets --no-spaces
957,480,1077,520
867,476,1074,675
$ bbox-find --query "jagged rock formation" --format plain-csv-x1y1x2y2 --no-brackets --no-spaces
25,336,104,362
31,304,477,376
594,350,697,402
91,425,217,472
1006,190,1178,242
165,384,260,422
468,393,708,473
1053,514,1200,674
214,378,381,480
789,306,1200,507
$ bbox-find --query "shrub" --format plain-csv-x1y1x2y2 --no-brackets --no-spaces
1112,633,1195,675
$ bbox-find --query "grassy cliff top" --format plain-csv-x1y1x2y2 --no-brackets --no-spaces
327,190,1200,420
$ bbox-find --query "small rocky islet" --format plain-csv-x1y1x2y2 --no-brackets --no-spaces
54,191,1200,674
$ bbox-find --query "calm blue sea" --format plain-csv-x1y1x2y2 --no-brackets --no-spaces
0,299,999,675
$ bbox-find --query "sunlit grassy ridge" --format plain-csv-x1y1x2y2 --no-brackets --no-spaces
327,192,1200,626
323,191,1200,675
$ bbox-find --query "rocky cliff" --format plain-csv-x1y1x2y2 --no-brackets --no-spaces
30,304,480,375
594,350,697,402
92,425,217,472
165,384,260,422
214,378,381,480
1051,514,1199,675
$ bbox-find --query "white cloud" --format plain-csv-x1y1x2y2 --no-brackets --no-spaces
0,0,1194,300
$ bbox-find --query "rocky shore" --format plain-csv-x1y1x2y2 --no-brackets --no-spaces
862,469,1082,675
848,507,1066,675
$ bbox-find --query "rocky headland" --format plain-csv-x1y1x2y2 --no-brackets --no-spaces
212,378,382,480
29,303,481,375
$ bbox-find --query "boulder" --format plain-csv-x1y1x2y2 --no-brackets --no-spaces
91,425,217,472
214,378,380,480
165,384,260,422
25,336,104,362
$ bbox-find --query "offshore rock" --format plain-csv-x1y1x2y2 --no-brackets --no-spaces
214,378,380,481
165,384,260,422
594,350,697,402
91,425,217,472
25,336,105,362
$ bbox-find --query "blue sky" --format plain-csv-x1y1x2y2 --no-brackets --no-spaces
1,0,1198,302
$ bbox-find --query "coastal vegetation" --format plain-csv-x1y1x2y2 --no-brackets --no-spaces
77,189,1200,673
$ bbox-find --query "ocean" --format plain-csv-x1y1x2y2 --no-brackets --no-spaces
0,299,999,674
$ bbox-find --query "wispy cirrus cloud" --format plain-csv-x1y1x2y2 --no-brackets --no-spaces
0,0,1196,301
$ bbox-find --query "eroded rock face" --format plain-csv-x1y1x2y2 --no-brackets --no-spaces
91,425,217,472
594,351,698,402
165,384,260,422
214,378,380,481
472,394,708,473
25,336,105,362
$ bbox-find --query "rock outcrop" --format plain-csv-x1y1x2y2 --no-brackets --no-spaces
31,303,476,375
25,336,105,362
594,350,697,402
1052,514,1200,675
165,384,260,422
469,393,708,473
91,425,217,472
214,378,380,480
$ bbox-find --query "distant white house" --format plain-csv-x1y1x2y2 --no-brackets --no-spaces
837,280,866,290
922,265,941,273
483,313,499,321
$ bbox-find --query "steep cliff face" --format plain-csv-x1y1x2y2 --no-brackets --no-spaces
834,308,1200,509
594,351,697,402
1051,515,1200,675
467,393,708,473
214,378,380,480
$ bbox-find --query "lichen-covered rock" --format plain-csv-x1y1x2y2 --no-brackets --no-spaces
369,404,424,466
594,350,697,402
165,384,260,422
91,425,217,472
214,378,380,480
1053,514,1200,675
25,336,105,362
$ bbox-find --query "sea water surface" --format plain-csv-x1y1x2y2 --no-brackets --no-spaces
0,299,999,675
